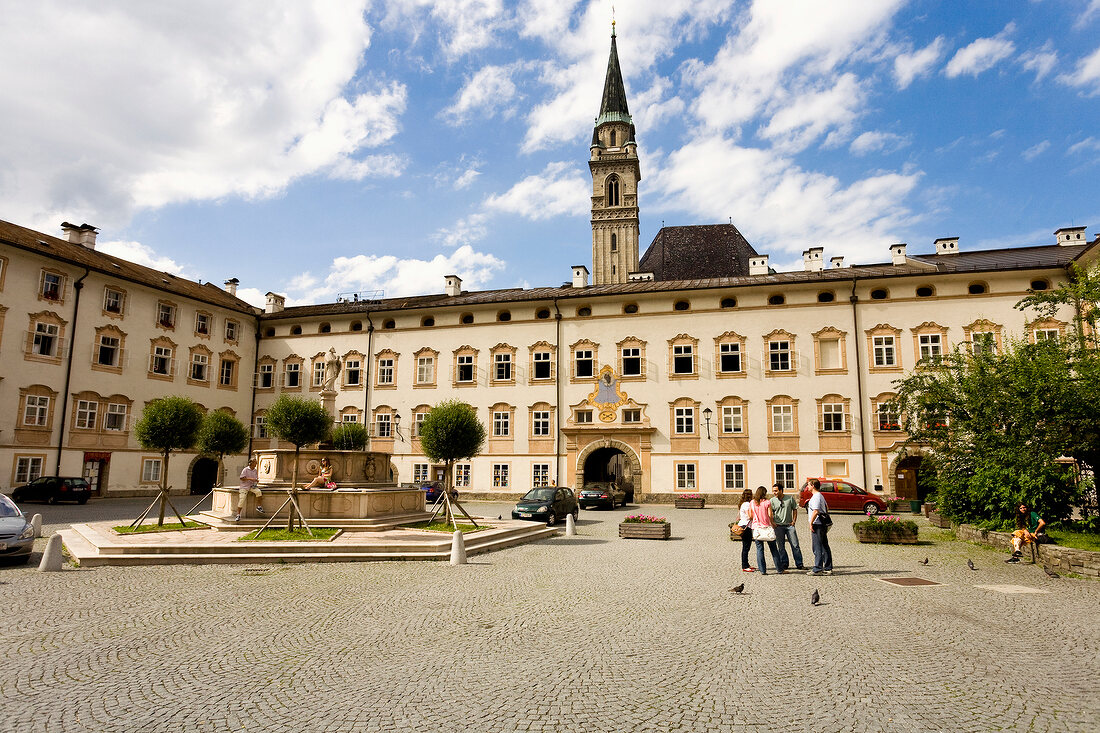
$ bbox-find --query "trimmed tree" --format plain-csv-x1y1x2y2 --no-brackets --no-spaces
418,400,486,525
196,410,250,488
264,395,332,530
133,396,205,526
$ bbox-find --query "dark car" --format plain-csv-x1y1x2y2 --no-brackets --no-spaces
0,494,35,564
422,482,444,504
798,478,888,515
511,487,578,526
579,482,626,510
10,476,92,505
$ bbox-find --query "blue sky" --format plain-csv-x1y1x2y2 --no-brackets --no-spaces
2,1,1099,307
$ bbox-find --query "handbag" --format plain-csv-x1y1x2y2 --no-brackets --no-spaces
816,511,832,527
325,481,337,490
753,525,776,542
730,522,747,538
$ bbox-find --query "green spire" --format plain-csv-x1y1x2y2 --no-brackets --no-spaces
595,28,632,127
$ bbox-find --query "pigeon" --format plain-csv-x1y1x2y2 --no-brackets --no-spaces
729,583,745,594
497,514,502,520
920,558,929,565
811,589,820,606
1044,567,1060,579
967,559,976,571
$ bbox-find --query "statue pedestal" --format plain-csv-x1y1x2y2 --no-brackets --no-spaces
320,389,337,420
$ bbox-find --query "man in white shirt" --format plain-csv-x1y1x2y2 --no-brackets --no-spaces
235,458,264,522
805,478,832,576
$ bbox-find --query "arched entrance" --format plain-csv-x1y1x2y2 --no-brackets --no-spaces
576,440,642,502
189,457,219,495
894,455,924,500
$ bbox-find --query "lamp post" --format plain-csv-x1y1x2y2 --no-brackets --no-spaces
393,412,402,441
702,407,713,440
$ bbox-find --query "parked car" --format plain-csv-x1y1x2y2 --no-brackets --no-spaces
511,487,578,526
422,482,444,504
579,482,626,510
798,478,887,515
0,494,35,564
10,476,92,505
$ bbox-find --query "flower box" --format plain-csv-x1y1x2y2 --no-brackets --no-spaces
674,497,705,509
620,522,671,540
853,516,919,544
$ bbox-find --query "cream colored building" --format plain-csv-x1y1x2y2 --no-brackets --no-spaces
0,32,1092,501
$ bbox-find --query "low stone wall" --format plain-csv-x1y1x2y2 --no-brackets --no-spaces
957,523,1100,579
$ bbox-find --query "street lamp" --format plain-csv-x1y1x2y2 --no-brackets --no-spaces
702,407,713,439
393,412,402,441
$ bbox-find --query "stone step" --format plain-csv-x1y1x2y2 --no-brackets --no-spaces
196,510,433,532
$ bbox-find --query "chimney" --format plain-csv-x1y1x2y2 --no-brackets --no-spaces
444,274,462,297
748,254,770,276
889,243,908,266
802,246,825,272
830,256,845,269
265,292,285,314
934,237,959,255
1054,226,1087,246
224,278,239,296
60,221,98,249
572,265,589,288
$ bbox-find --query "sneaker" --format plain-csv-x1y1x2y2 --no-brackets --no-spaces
742,567,756,572
233,514,241,522
255,506,265,514
821,570,833,575
807,570,821,576
795,566,807,571
1006,556,1020,563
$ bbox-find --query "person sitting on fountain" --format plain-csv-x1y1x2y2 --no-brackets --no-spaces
301,457,335,491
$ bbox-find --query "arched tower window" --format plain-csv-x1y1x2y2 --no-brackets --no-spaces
610,233,618,252
609,129,616,146
606,175,621,206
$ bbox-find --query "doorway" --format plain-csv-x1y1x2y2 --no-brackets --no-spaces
190,457,219,495
583,447,636,502
82,454,110,497
895,456,924,500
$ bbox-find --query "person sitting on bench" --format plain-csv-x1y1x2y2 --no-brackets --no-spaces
1009,502,1045,562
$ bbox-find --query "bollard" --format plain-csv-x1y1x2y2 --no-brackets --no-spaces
565,512,577,536
30,513,43,538
38,534,64,572
449,530,467,565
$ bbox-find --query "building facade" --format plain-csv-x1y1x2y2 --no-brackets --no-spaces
0,32,1094,501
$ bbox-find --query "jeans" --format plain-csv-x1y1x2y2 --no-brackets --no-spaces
754,537,782,574
774,524,804,571
740,529,753,569
811,523,833,572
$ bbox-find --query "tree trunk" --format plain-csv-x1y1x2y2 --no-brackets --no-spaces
157,449,169,525
288,446,300,531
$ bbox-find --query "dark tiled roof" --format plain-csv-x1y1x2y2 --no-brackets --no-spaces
0,219,258,314
638,224,759,281
598,33,630,121
265,243,1084,320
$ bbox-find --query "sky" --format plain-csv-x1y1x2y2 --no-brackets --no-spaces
2,0,1099,308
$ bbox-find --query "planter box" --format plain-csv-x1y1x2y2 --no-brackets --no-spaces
854,525,919,544
928,512,952,529
620,522,671,540
674,498,705,509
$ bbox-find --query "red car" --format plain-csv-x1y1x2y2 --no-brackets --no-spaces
798,478,887,515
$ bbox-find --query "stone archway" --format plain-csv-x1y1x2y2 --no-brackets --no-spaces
575,438,643,501
889,451,927,500
188,456,220,495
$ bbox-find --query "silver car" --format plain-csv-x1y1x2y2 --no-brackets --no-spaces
0,494,35,564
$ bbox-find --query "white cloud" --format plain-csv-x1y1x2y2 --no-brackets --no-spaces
435,213,489,248
453,168,481,189
893,36,946,89
1068,137,1100,155
442,64,521,124
1021,140,1050,161
850,131,910,156
293,244,505,302
234,287,270,310
97,240,190,277
484,161,588,220
1077,0,1100,28
380,0,507,59
1058,46,1100,95
1019,43,1058,81
944,24,1016,78
652,135,920,263
759,73,866,152
0,1,405,231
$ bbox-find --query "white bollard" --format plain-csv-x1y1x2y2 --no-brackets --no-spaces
30,513,43,538
38,534,64,572
565,512,577,536
449,530,467,565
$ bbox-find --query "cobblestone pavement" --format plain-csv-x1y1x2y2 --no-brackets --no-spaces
2,497,1098,732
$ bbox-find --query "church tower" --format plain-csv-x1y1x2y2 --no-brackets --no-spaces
590,24,641,285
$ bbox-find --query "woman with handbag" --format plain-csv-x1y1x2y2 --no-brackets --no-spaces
736,489,755,572
806,478,833,575
750,485,783,575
